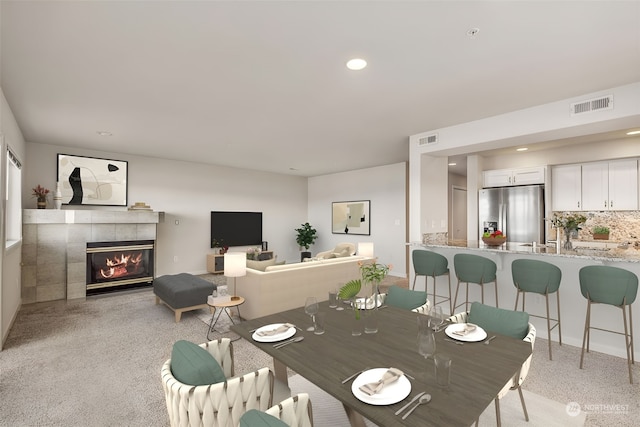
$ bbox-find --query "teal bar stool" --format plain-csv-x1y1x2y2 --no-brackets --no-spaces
453,253,499,313
512,259,562,360
579,265,637,384
412,250,452,314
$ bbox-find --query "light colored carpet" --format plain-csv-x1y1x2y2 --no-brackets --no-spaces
288,374,586,427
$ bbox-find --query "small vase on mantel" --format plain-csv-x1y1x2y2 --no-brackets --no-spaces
53,182,63,210
36,196,47,209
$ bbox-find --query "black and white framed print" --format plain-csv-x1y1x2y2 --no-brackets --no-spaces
57,154,128,206
332,200,370,235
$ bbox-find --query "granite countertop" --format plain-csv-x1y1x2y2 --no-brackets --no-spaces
411,239,640,263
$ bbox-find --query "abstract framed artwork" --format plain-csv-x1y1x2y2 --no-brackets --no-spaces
57,154,128,206
332,200,370,235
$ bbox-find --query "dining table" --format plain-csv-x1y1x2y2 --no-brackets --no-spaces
230,301,532,427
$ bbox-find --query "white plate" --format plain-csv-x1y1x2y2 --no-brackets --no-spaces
351,368,412,405
252,323,296,343
445,323,488,342
352,295,384,310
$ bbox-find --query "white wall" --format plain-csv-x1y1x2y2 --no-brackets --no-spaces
24,143,309,276
1,87,26,348
308,163,408,278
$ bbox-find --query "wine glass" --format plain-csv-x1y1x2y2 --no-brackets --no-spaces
335,283,345,311
417,330,437,361
430,306,445,330
304,297,319,331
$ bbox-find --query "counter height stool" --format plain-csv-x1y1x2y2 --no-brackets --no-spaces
512,259,562,360
453,253,498,313
412,250,452,314
579,265,637,384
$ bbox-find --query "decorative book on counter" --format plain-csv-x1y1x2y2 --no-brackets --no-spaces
128,202,152,211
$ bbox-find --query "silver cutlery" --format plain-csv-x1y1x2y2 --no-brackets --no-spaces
273,336,304,349
341,368,369,384
401,394,432,419
484,335,497,345
444,338,464,346
395,391,426,415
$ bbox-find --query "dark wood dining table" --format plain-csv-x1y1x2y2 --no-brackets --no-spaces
230,301,532,427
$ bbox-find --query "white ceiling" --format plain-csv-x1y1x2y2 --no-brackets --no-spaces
2,1,639,177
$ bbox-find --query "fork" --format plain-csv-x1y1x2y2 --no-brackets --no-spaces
484,335,497,345
444,338,464,346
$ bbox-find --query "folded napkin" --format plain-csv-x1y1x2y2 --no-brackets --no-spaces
358,368,404,396
452,323,477,336
256,323,294,337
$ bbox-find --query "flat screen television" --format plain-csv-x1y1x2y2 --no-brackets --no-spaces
211,211,263,248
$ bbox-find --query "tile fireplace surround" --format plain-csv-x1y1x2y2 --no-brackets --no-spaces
22,210,161,303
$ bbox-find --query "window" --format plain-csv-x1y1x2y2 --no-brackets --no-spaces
6,144,22,248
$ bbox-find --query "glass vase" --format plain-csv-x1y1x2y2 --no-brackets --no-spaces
563,228,573,250
363,280,379,334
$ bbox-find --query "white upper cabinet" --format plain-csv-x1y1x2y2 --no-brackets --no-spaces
582,159,638,211
551,164,582,211
483,166,545,188
551,159,638,212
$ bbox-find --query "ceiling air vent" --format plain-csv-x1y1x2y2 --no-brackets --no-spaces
418,133,438,146
571,95,613,116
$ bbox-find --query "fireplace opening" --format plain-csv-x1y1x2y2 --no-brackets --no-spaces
86,240,154,295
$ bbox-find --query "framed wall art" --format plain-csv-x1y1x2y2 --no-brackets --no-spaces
57,154,128,206
332,200,370,235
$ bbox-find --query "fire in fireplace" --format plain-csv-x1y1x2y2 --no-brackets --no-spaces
86,240,155,293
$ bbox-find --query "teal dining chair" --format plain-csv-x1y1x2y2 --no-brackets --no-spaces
512,258,562,360
412,250,452,315
579,265,637,384
447,302,536,427
453,253,499,313
382,285,430,313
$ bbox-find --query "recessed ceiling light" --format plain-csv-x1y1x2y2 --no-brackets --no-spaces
346,58,367,71
627,130,640,135
448,162,457,166
96,131,112,137
467,28,479,37
516,147,528,152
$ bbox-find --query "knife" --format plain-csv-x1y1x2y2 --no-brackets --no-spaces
395,391,426,415
341,368,369,384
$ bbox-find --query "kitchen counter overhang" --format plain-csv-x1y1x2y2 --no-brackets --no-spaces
413,240,640,263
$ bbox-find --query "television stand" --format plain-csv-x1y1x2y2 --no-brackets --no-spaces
206,251,274,274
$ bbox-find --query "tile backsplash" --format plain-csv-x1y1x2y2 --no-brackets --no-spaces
558,211,640,243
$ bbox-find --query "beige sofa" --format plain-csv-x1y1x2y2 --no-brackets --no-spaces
232,256,369,320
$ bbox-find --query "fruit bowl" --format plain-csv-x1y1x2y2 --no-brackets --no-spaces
482,236,507,246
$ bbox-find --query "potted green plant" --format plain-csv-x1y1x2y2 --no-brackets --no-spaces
295,222,318,261
592,226,610,240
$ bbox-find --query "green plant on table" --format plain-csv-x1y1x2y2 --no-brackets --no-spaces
593,226,610,234
339,279,362,319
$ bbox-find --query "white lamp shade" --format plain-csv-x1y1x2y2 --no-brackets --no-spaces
358,242,374,258
224,252,247,277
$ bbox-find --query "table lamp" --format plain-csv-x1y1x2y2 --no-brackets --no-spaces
358,242,374,258
224,252,246,301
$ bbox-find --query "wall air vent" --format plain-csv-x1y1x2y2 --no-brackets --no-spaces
571,95,613,116
418,133,439,145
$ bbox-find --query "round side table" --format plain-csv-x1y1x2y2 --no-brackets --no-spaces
207,296,245,341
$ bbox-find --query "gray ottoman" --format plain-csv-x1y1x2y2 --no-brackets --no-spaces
153,273,216,322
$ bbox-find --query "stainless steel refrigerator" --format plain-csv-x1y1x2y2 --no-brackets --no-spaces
478,185,545,244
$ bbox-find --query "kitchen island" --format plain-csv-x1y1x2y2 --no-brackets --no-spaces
410,240,640,363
